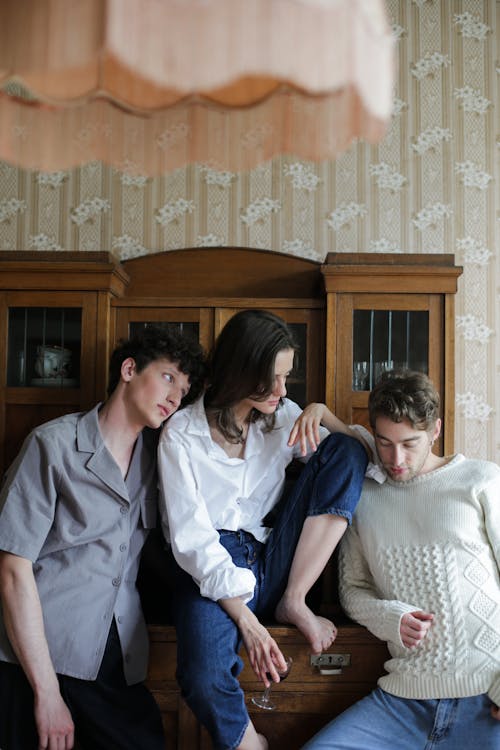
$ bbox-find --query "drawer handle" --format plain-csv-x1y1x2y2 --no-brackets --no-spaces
310,653,351,675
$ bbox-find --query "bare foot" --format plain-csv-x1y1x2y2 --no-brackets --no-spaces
275,595,337,654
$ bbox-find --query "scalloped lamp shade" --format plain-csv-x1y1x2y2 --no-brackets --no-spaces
0,0,395,174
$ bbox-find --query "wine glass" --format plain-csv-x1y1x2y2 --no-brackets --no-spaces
251,656,293,710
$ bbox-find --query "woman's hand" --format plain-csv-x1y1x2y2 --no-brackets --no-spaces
218,597,287,685
288,403,353,456
287,403,328,456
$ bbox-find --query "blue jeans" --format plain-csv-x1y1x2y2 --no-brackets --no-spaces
172,433,368,750
301,687,500,749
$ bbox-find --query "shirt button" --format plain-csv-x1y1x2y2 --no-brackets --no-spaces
117,616,123,624
120,506,128,515
119,543,127,552
125,653,131,663
112,577,121,586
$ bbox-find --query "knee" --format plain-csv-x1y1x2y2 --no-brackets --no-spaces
319,432,368,472
177,661,216,704
177,643,243,705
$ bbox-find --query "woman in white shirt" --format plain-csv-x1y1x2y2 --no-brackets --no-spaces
158,309,367,750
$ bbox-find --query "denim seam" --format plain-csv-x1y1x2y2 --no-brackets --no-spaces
226,716,249,750
307,507,353,524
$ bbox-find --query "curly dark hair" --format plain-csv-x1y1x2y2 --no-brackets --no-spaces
107,324,206,405
368,369,440,432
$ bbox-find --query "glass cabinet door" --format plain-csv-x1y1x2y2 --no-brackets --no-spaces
334,293,442,432
1,291,98,475
8,307,82,387
113,307,214,353
352,309,429,391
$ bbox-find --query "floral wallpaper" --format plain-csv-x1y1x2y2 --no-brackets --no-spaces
0,0,498,462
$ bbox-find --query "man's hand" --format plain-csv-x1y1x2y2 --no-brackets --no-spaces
34,689,74,749
0,552,74,749
400,610,434,648
491,703,500,721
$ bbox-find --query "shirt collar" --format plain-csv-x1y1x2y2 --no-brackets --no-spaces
185,395,265,461
76,403,103,452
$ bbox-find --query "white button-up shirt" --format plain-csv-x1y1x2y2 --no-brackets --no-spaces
158,396,327,603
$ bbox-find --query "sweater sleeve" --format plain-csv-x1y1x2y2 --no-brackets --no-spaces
157,437,256,603
338,524,420,648
480,474,500,706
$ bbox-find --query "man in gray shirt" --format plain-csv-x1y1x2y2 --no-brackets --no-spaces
0,325,206,750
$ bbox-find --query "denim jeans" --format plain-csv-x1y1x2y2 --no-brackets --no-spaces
301,687,500,749
172,433,368,750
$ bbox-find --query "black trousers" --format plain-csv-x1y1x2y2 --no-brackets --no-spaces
0,620,165,750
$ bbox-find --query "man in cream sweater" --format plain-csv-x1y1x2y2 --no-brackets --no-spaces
303,370,500,749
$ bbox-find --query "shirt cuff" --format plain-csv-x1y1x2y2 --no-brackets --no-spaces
199,566,256,604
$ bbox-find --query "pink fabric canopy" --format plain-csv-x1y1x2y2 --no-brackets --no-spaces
0,0,395,174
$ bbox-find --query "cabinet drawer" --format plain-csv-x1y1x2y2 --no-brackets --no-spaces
239,624,388,693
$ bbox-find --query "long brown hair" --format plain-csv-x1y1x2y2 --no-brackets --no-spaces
204,310,298,442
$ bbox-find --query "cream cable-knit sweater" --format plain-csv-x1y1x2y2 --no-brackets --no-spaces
339,453,500,706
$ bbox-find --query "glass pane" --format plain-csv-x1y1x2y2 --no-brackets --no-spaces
8,308,82,387
287,323,307,407
128,321,200,342
353,310,429,391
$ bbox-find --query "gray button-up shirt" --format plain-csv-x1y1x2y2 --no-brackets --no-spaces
0,405,158,684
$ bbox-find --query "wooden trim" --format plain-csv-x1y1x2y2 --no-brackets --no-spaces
443,293,456,455
121,248,324,298
324,252,457,266
112,297,324,309
0,252,129,295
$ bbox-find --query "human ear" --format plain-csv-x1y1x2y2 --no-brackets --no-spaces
121,357,136,382
431,418,442,444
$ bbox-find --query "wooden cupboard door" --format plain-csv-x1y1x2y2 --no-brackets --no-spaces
0,290,99,474
331,293,443,451
113,306,214,354
214,306,325,407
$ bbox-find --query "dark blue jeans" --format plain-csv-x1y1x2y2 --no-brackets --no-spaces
172,433,367,750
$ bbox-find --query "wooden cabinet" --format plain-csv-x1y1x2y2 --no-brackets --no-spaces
321,253,462,456
0,248,462,749
0,252,127,474
146,623,389,750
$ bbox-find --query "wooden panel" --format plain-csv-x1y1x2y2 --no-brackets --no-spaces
322,253,462,295
0,251,128,296
113,307,214,354
443,294,456,456
121,248,324,299
4,403,79,470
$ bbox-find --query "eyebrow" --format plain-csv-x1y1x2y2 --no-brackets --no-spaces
375,433,421,444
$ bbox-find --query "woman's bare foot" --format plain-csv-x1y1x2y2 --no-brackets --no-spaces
275,595,337,654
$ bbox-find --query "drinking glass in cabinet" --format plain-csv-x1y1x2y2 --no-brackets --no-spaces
352,361,369,391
